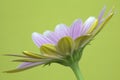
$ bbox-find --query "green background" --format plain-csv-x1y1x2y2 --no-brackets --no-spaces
0,0,120,80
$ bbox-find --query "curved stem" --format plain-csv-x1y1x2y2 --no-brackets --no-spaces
70,62,84,80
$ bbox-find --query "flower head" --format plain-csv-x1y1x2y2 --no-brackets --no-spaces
5,6,114,73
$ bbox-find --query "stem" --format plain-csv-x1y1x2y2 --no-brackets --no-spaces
70,62,84,80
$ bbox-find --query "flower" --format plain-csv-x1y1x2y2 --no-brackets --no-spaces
5,6,114,73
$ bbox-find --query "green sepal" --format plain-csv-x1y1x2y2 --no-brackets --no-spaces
23,51,45,59
72,47,84,62
75,34,91,49
12,58,51,62
57,36,74,56
5,54,27,58
40,44,60,58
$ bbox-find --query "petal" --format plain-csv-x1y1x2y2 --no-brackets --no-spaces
93,7,114,36
43,30,51,36
32,32,54,47
43,31,58,44
70,19,83,39
82,17,97,34
94,11,114,36
57,37,74,55
75,34,91,49
87,19,98,33
40,44,60,58
19,62,33,68
5,62,45,73
55,24,70,40
98,6,106,21
78,11,113,48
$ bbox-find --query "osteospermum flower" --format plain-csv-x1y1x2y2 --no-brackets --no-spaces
5,6,114,80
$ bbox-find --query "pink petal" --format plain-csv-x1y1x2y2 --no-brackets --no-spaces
18,62,34,68
70,19,83,39
97,6,106,26
98,6,106,21
54,24,70,40
43,30,59,44
32,32,54,47
17,62,44,70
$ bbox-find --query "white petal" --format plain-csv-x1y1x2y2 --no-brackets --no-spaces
82,17,96,34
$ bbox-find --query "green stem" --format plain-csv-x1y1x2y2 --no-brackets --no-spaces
70,62,84,80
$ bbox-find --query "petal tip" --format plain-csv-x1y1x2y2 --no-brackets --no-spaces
32,32,40,37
